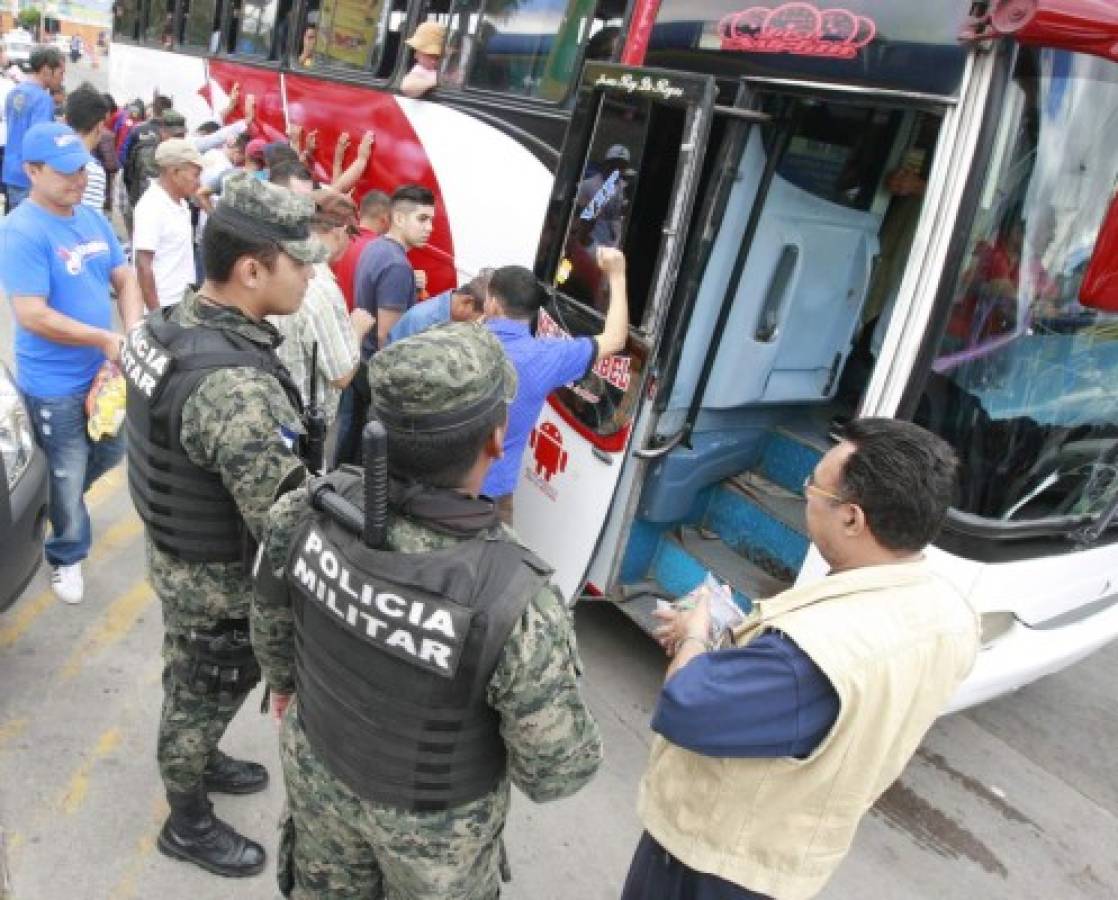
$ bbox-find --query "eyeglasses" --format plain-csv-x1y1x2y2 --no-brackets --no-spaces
803,473,845,504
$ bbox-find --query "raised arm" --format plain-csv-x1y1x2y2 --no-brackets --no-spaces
593,246,629,359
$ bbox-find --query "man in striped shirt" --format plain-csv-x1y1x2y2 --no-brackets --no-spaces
267,189,374,430
63,82,109,212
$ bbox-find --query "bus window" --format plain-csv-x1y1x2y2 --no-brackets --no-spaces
444,0,603,101
774,104,903,213
305,0,387,71
231,0,277,55
556,90,686,328
113,0,142,41
293,0,405,76
179,0,224,50
544,87,689,438
144,0,175,47
914,48,1118,526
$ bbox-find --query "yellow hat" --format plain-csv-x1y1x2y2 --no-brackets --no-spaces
405,21,446,57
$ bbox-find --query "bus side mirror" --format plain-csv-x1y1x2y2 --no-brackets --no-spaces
963,0,1118,65
1080,192,1118,312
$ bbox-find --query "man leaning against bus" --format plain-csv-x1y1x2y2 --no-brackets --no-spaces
482,248,628,524
624,418,980,900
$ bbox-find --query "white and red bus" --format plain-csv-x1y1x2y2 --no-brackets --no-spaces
111,0,1118,708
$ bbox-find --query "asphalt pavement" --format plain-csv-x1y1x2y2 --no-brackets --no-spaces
0,54,1115,900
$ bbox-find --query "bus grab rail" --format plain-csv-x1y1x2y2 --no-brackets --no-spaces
942,507,1115,546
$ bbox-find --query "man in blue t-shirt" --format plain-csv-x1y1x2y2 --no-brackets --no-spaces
0,123,143,604
387,270,488,344
335,184,435,464
482,249,628,524
3,46,66,208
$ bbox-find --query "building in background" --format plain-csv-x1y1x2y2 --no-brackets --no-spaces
0,0,111,58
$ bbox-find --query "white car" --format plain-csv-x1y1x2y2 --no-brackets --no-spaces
3,30,34,69
0,363,48,613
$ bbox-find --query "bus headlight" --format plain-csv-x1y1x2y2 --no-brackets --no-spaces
979,611,1017,648
0,367,35,489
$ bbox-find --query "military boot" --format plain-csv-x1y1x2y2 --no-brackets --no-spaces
157,788,266,877
203,750,269,795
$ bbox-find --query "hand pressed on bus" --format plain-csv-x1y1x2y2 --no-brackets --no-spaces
594,246,629,359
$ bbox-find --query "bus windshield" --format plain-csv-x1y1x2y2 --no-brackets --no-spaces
915,48,1118,524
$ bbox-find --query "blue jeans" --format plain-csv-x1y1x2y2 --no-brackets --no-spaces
6,183,29,209
24,391,126,566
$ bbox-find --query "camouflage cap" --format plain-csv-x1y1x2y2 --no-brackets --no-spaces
158,109,187,134
370,323,517,434
213,171,329,264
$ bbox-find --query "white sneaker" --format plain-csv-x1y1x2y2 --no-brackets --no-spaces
51,563,84,604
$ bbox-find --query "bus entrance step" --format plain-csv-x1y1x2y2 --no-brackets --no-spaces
704,475,809,582
650,527,790,613
758,428,828,497
725,471,807,536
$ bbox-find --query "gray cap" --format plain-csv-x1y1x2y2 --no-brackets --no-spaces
370,323,517,434
214,172,329,264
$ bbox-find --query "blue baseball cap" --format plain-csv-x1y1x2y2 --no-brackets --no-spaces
22,123,93,174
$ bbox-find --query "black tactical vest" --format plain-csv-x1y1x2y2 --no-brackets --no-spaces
123,309,304,563
286,470,552,811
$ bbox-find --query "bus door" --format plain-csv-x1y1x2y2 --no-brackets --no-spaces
512,63,716,601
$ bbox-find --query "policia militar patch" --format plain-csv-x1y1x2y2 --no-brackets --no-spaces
290,527,473,679
121,324,173,400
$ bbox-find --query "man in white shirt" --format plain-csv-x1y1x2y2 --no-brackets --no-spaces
133,139,203,309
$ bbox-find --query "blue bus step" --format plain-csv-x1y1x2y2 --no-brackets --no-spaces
758,428,828,496
650,527,790,612
726,471,807,536
705,478,810,581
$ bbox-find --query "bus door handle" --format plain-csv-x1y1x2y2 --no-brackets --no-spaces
634,429,686,461
592,446,613,465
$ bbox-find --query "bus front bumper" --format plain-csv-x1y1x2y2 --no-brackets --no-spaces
947,596,1118,712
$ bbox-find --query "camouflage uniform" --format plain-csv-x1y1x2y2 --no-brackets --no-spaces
254,324,603,899
124,109,186,210
144,176,327,799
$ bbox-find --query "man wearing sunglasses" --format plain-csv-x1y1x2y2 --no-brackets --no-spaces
625,418,980,900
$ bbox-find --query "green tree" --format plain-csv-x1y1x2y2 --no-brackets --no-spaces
17,7,41,31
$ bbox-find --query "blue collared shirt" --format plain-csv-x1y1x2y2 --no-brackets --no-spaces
482,318,595,497
652,631,840,759
387,290,452,344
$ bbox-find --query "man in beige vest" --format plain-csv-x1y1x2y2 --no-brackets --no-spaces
625,418,979,900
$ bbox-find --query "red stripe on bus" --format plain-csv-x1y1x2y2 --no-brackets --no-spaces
545,393,632,454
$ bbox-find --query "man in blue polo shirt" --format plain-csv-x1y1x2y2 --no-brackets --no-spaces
386,270,489,344
0,122,143,604
3,46,66,208
482,248,628,523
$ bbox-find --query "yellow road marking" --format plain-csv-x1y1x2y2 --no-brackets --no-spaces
60,583,155,680
58,728,123,815
0,719,27,751
85,467,125,509
107,795,167,900
0,517,143,649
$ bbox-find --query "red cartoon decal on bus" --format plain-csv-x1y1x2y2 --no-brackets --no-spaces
718,3,876,60
530,422,568,482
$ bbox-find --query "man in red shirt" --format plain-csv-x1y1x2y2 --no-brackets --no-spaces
332,189,389,310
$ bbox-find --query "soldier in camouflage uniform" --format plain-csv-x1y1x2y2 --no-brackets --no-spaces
123,172,328,878
254,323,603,898
122,107,186,222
